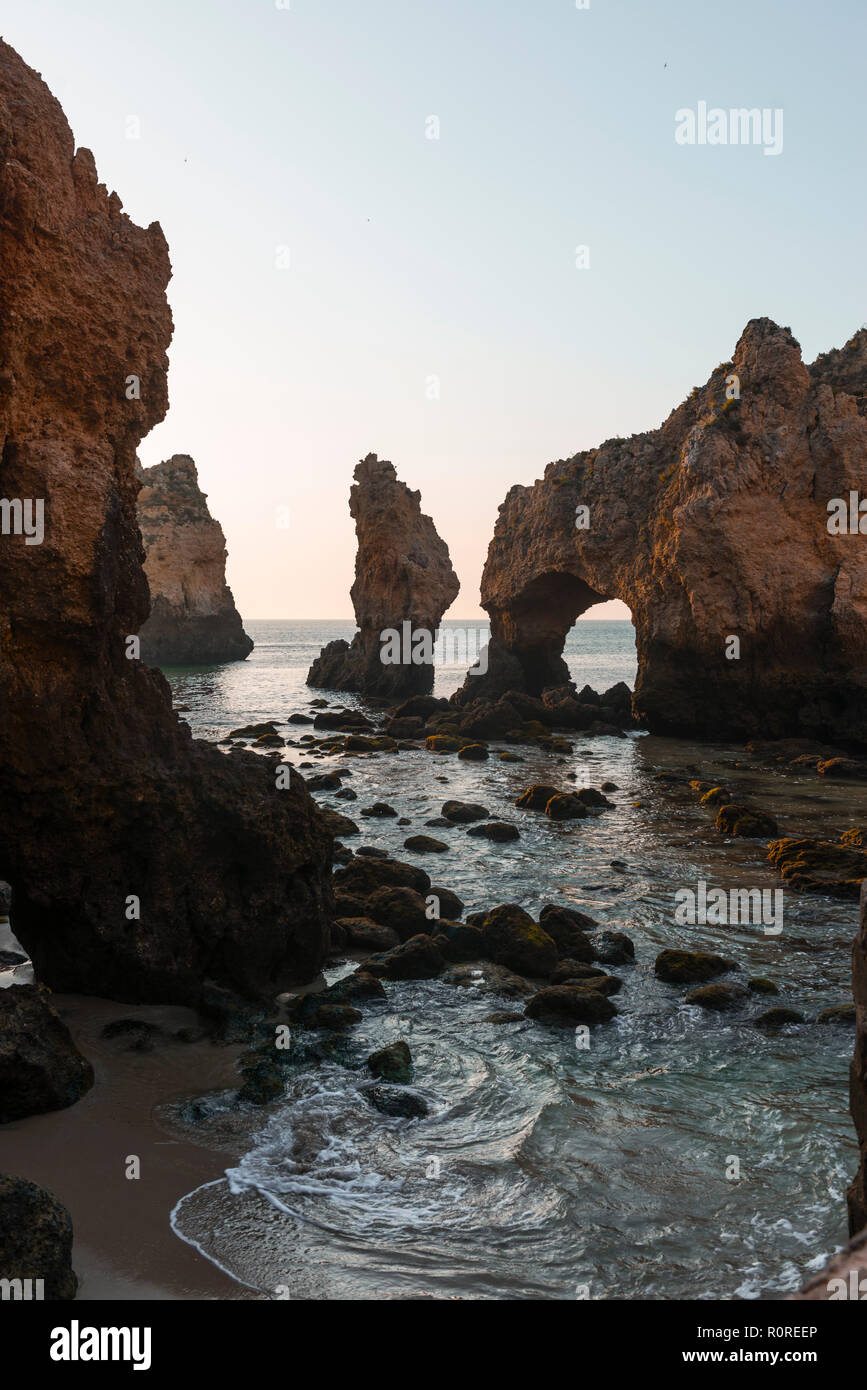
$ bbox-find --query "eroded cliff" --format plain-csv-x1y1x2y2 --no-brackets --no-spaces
0,40,331,1003
137,454,253,666
458,319,867,745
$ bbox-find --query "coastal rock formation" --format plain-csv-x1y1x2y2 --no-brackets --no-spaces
456,319,867,745
848,881,867,1233
0,1175,78,1299
0,41,331,1003
308,454,459,697
136,455,253,666
0,983,94,1122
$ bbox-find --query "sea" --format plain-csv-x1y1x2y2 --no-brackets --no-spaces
159,619,859,1300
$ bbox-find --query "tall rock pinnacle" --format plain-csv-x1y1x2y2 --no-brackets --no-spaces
308,453,460,697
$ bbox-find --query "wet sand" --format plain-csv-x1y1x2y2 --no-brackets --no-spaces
0,993,260,1300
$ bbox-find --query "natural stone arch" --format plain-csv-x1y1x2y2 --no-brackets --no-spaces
457,319,867,744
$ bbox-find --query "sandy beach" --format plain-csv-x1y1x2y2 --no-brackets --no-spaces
0,992,260,1300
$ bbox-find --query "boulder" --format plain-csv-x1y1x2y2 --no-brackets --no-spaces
654,949,738,984
479,904,558,978
0,984,94,1122
0,1175,77,1299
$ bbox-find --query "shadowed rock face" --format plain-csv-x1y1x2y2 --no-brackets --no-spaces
308,453,459,697
137,454,253,666
457,319,867,745
0,40,332,1003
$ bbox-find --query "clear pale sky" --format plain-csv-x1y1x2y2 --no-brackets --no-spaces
4,1,865,618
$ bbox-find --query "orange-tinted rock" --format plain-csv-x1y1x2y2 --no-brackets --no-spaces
308,453,459,696
137,454,252,666
457,319,867,744
0,41,331,1002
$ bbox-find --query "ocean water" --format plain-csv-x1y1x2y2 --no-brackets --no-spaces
161,619,860,1300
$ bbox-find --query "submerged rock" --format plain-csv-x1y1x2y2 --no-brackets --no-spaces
363,1085,429,1119
366,1040,413,1084
466,822,520,842
716,804,779,838
654,950,738,984
524,985,617,1025
685,982,750,1011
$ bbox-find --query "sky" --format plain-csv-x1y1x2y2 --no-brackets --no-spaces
3,0,865,618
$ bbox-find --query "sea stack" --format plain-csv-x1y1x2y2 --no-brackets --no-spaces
307,453,459,697
456,319,867,745
137,454,253,666
0,40,332,1003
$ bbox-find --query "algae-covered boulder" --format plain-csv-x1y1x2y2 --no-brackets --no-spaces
480,904,558,978
431,921,486,963
685,982,749,1011
524,985,617,1025
367,1040,412,1084
538,904,597,961
767,837,867,899
654,949,738,984
716,804,779,838
365,885,432,940
515,785,562,812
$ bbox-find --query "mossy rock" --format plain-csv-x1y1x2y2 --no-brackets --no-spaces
525,985,617,1025
515,784,562,812
767,837,867,899
425,735,462,754
700,786,730,805
685,982,749,1011
458,743,489,761
816,1004,856,1025
753,1007,805,1028
748,977,779,995
480,904,558,978
367,1040,412,1084
654,949,737,984
716,804,779,838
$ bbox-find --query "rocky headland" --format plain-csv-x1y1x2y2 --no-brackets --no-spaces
0,39,332,1005
457,319,867,746
136,454,253,667
307,453,459,697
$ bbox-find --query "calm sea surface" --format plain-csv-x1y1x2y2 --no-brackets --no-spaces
162,620,860,1300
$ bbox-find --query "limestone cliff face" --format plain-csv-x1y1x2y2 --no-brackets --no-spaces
457,319,867,745
137,454,253,666
0,40,331,1003
308,453,460,697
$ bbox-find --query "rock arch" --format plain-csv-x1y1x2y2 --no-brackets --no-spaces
458,319,867,745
